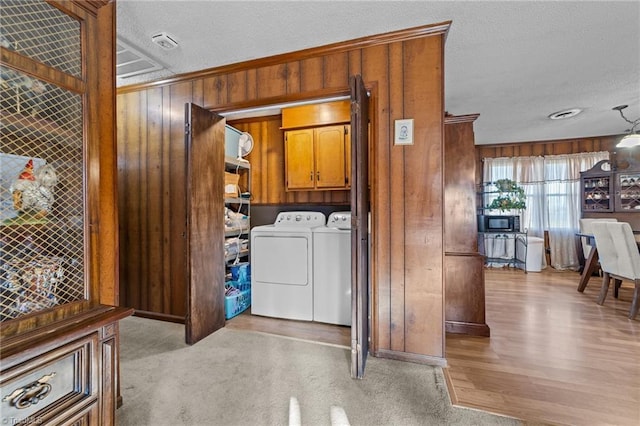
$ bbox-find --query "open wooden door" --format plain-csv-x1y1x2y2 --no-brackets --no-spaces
350,75,370,378
184,103,226,344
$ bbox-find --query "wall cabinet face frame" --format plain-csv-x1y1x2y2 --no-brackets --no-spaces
284,124,350,191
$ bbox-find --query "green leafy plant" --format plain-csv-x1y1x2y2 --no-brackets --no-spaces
487,179,526,211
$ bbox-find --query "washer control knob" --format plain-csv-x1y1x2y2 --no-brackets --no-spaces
295,214,302,222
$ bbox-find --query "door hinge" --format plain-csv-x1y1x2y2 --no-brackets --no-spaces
344,126,348,135
185,122,191,135
351,339,358,354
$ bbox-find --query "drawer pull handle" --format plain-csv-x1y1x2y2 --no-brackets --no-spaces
3,372,56,409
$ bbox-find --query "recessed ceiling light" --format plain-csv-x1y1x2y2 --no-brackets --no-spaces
548,108,582,120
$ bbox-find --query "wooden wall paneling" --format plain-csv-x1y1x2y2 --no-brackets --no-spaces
202,76,226,108
285,62,301,95
324,52,349,88
257,64,287,98
146,87,164,313
192,79,204,107
138,89,150,312
246,68,258,101
362,44,390,353
161,86,173,314
388,41,406,353
227,71,248,104
168,82,193,318
300,57,325,92
402,36,445,357
348,50,362,77
475,135,625,188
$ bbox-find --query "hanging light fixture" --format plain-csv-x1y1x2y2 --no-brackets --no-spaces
612,105,640,148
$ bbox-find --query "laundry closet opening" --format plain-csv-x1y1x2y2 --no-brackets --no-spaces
220,91,372,350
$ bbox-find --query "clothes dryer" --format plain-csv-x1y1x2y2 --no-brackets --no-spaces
313,211,352,326
251,211,326,321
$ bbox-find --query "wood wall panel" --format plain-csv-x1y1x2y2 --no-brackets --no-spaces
117,23,448,363
475,135,621,185
300,57,325,92
227,71,246,104
146,87,164,313
362,43,390,351
403,36,444,356
348,50,362,77
203,76,226,108
388,41,406,353
324,52,349,88
257,64,287,98
161,86,172,313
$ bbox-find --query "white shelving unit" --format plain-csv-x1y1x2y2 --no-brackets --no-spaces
224,156,251,272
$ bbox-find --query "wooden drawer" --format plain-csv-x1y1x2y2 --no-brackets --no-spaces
1,333,98,425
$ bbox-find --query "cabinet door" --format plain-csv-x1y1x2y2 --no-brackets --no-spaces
285,129,315,190
315,125,346,189
615,171,640,212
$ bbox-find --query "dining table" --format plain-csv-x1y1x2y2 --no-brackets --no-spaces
576,230,640,292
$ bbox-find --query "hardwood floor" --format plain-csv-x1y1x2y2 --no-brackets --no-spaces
226,268,640,425
446,268,640,426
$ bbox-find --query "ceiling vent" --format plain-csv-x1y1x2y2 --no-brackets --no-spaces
116,38,164,79
548,108,582,120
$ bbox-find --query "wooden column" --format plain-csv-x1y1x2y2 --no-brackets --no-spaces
444,114,490,336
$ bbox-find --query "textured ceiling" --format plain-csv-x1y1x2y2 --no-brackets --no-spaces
116,0,640,145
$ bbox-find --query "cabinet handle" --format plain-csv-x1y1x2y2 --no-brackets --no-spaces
3,372,56,409
310,171,313,181
317,171,320,181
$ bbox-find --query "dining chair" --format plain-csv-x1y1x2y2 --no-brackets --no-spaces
578,218,618,259
590,221,640,320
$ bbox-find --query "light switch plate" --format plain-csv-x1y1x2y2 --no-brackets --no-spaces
394,119,414,145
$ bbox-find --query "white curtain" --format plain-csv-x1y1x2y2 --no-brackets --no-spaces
483,151,609,270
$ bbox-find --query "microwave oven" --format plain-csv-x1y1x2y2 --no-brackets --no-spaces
477,215,521,232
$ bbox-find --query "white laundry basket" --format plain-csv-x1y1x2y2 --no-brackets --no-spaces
519,236,544,272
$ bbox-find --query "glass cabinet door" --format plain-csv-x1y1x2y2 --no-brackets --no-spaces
581,174,613,212
1,0,86,322
615,172,640,211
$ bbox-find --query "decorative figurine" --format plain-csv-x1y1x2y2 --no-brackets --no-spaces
10,159,58,218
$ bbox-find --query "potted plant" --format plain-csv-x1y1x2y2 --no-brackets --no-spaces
487,178,526,211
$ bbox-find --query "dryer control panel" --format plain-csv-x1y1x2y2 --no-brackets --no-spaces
327,211,352,230
274,211,326,227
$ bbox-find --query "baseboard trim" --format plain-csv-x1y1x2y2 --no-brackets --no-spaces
442,368,459,405
445,321,490,337
375,349,447,367
133,310,185,324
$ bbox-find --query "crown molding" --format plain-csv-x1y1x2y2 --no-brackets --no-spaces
117,20,451,95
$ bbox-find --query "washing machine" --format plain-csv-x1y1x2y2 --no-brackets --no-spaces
313,211,352,326
251,211,326,321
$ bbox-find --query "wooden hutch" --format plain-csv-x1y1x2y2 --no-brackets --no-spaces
1,1,131,424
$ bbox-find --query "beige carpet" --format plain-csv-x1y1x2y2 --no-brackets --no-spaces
117,317,521,426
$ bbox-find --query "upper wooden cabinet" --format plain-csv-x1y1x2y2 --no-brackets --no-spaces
581,158,640,214
285,125,350,191
282,100,351,192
